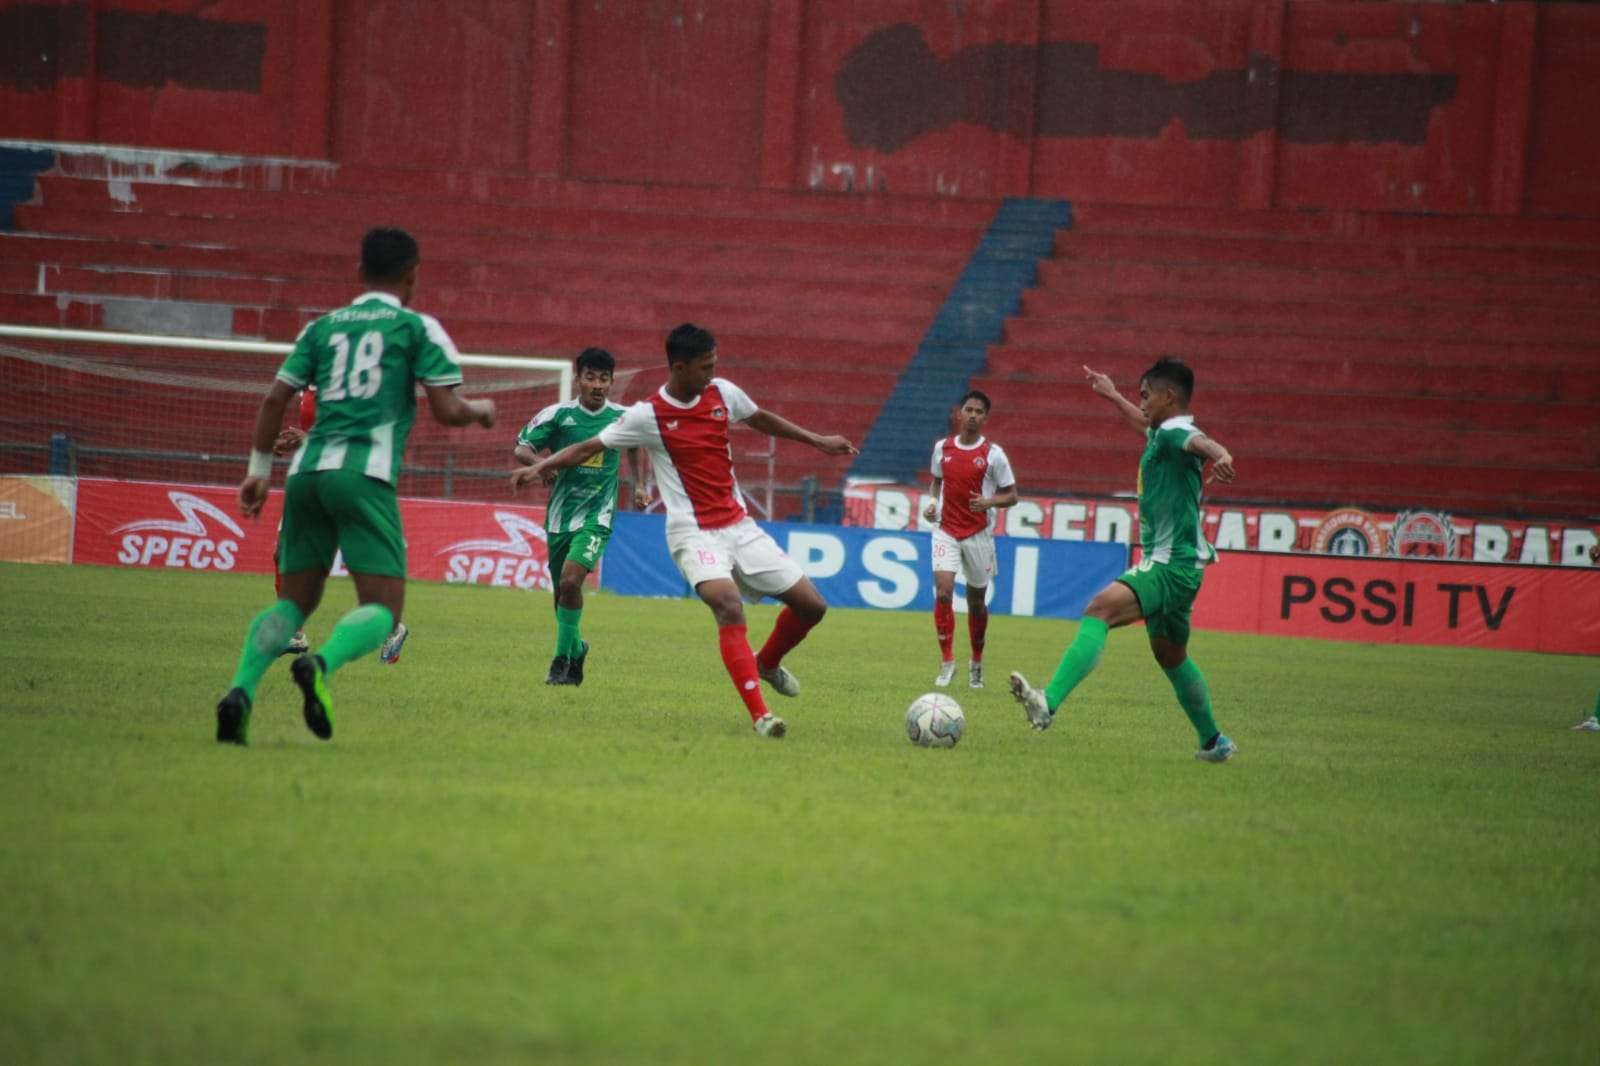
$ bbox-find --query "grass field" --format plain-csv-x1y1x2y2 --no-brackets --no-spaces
2,561,1597,1065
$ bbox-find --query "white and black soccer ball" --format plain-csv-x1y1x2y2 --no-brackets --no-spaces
906,692,964,748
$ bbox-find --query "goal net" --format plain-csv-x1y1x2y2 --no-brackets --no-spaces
0,329,570,502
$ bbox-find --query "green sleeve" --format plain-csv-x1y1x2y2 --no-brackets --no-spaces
413,313,464,387
276,320,318,389
517,403,561,451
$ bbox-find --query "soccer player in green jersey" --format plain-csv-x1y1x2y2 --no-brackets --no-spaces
513,347,647,686
1008,358,1241,763
215,228,497,746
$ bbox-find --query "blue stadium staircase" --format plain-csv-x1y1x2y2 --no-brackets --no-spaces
0,146,54,229
849,197,1070,483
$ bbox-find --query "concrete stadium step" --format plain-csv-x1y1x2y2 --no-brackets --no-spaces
993,321,1597,372
1069,202,1600,250
31,177,986,255
967,378,1596,435
7,212,969,288
1034,258,1600,310
1016,290,1600,346
1053,231,1600,280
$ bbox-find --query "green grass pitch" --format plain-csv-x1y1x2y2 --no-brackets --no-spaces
2,561,1597,1065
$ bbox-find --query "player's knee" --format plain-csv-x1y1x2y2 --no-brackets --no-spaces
800,598,827,625
935,589,954,606
557,577,585,604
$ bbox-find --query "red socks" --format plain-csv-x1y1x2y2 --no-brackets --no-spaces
934,599,955,662
718,623,769,723
968,604,988,662
756,607,817,672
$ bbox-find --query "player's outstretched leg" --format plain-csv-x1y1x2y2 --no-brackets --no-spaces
217,599,306,745
294,601,395,740
1010,615,1109,731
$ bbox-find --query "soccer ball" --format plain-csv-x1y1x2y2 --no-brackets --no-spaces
906,693,964,748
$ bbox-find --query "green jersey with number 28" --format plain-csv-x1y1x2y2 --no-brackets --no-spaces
276,291,464,485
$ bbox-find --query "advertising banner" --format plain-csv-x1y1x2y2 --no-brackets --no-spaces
0,475,76,564
1194,552,1600,654
71,478,566,589
844,482,1600,568
601,511,1129,619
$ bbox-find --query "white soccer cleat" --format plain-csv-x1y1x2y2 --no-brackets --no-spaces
758,663,800,698
969,662,984,689
1573,716,1600,733
754,713,787,738
1008,671,1052,730
378,622,409,665
285,629,309,656
1195,734,1239,763
934,660,956,688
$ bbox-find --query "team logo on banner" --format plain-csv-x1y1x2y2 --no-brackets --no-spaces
1389,510,1458,559
113,490,245,570
1311,508,1386,556
439,511,551,588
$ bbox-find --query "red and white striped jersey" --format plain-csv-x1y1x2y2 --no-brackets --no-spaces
599,378,759,533
931,436,1015,539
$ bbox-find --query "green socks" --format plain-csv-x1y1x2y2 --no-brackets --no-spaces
555,605,583,658
230,600,305,700
1043,616,1109,712
1164,658,1220,745
317,603,395,676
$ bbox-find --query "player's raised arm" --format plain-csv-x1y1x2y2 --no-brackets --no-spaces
510,436,606,492
425,383,495,429
1084,365,1149,434
743,409,857,455
1185,432,1236,484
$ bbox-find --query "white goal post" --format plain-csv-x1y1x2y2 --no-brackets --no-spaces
0,324,573,398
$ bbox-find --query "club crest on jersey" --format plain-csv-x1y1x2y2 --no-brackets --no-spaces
666,419,680,431
974,457,987,469
711,406,727,421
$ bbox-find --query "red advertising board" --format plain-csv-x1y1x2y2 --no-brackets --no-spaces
1194,552,1600,655
71,478,574,591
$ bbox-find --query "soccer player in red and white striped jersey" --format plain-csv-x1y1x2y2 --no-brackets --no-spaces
511,323,857,738
921,390,1017,690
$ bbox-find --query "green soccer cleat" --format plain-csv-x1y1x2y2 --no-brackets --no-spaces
215,687,252,746
290,654,335,741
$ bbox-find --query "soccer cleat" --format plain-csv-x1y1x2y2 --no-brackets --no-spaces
378,622,409,665
934,660,956,688
1573,716,1600,733
544,655,571,685
1008,671,1053,730
282,629,309,657
1195,733,1238,763
758,662,800,698
969,662,984,689
215,687,252,746
290,653,334,741
754,713,787,738
566,641,589,687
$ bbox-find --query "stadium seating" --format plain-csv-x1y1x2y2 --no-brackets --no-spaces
971,203,1600,519
0,152,993,504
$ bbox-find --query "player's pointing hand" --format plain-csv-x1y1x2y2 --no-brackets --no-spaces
1083,365,1118,399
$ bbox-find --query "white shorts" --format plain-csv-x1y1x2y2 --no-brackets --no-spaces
931,527,997,588
670,517,805,600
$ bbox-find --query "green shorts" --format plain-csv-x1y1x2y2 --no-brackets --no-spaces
1117,558,1205,645
278,470,406,578
548,524,612,579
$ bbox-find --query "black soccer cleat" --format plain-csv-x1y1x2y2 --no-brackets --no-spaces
566,642,589,687
290,654,335,741
215,687,252,746
544,655,570,685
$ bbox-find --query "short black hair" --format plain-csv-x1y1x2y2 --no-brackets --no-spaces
960,389,991,412
1141,356,1194,404
574,347,615,376
361,227,419,282
665,322,716,364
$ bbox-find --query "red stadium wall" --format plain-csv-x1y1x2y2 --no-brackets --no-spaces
4,0,1600,217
